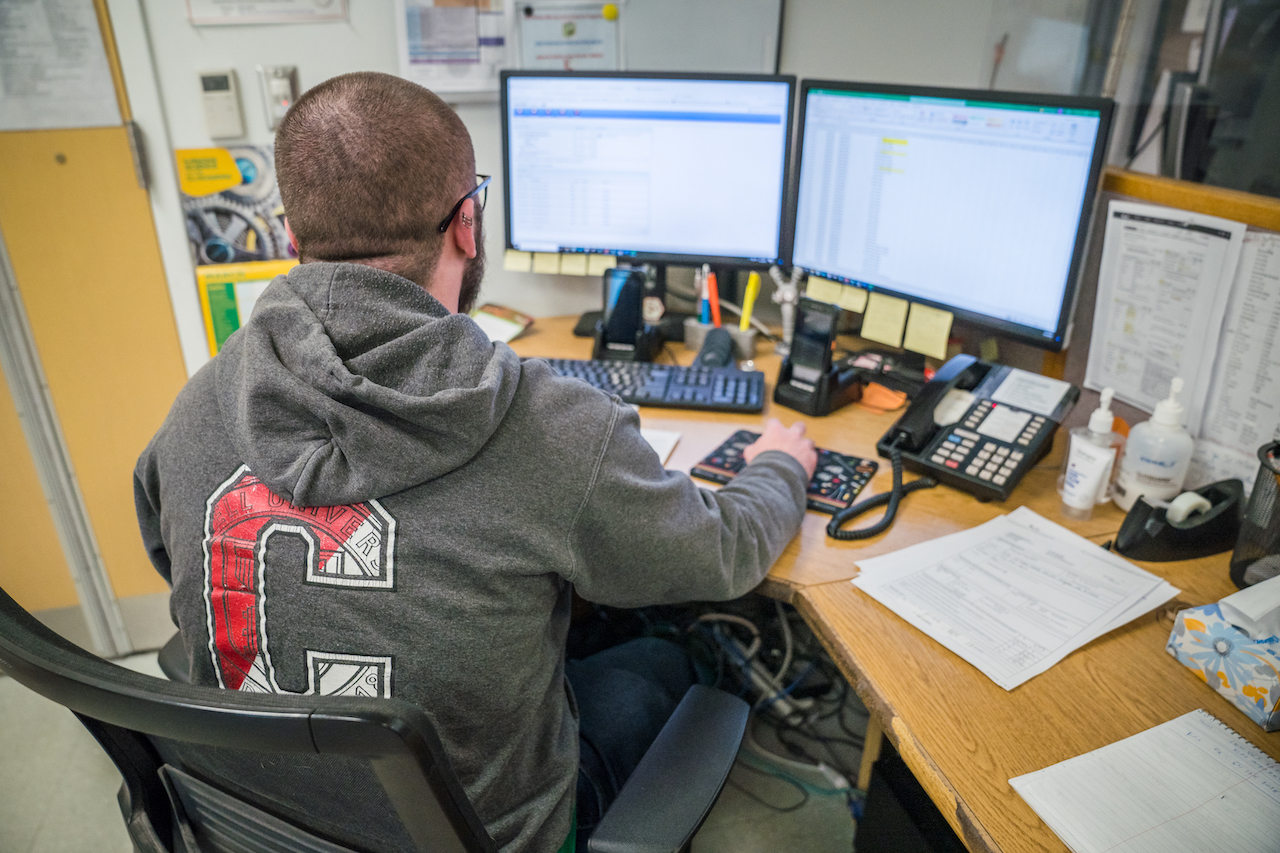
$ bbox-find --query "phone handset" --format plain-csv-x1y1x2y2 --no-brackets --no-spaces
824,357,979,539
883,354,977,452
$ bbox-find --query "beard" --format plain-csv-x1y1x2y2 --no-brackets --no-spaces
457,213,486,315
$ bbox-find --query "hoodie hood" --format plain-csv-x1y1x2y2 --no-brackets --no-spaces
214,262,520,506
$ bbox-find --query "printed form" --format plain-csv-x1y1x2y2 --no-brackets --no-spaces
1188,231,1280,492
1084,201,1246,434
853,508,1177,690
1011,709,1280,853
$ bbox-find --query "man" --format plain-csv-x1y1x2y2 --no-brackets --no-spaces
135,71,816,852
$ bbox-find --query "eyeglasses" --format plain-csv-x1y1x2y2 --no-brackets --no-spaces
436,174,491,234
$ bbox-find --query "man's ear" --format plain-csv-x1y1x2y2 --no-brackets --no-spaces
284,217,299,254
450,198,478,259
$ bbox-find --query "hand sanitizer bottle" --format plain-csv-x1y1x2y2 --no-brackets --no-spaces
1113,378,1195,512
1060,388,1126,520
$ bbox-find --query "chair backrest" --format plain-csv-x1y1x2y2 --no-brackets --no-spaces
0,586,496,853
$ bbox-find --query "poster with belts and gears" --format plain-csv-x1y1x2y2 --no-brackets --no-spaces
176,147,298,355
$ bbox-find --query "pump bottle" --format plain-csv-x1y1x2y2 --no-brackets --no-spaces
1059,388,1126,520
1113,378,1196,512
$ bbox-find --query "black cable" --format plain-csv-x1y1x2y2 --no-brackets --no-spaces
728,763,811,813
1124,116,1167,170
827,441,936,539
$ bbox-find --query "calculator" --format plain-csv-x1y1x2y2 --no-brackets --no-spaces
691,429,878,514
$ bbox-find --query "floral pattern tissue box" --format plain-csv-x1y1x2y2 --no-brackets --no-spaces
1167,603,1280,731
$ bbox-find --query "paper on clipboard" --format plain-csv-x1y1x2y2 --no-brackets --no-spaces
1084,201,1246,435
1198,231,1280,460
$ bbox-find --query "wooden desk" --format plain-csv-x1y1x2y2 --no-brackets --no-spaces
508,315,1129,601
512,316,1280,853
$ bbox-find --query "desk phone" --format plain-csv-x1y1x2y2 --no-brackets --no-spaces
693,430,878,513
876,355,1079,502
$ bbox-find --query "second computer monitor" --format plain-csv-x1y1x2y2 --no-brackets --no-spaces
501,71,795,267
791,81,1113,350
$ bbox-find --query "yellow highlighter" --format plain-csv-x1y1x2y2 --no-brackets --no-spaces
740,271,761,332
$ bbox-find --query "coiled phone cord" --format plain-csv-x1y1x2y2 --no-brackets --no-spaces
826,437,937,540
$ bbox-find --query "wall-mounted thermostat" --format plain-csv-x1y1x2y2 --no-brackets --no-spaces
199,70,245,140
258,65,300,131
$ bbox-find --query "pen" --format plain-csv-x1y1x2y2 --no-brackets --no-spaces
707,269,721,328
698,267,711,324
740,270,760,332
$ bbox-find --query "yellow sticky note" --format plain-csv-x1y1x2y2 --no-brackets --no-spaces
804,277,844,305
532,252,562,274
503,249,532,272
861,292,909,347
559,254,588,275
587,254,618,276
902,303,954,360
837,285,869,313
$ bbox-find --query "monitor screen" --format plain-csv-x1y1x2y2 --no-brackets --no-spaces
790,81,1112,350
501,71,795,266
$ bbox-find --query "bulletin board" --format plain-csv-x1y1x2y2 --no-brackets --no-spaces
396,0,784,98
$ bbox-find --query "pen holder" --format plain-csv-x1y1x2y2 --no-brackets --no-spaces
684,318,757,359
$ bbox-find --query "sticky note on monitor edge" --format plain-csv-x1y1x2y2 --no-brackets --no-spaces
532,252,561,274
837,285,868,313
503,249,532,272
587,254,618,276
804,277,844,305
903,303,954,360
861,292,909,348
559,254,588,276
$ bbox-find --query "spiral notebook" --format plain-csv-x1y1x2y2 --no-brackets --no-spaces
1010,710,1280,853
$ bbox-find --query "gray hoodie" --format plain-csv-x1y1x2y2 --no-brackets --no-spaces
135,261,808,852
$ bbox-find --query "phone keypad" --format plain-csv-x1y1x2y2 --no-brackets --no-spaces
930,419,1032,488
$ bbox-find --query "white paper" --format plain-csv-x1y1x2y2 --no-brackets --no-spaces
1184,439,1258,497
1005,507,1179,641
852,509,1172,690
1085,201,1247,435
639,428,680,464
0,0,122,131
186,0,347,25
1011,710,1280,853
518,3,618,71
395,0,512,96
470,310,526,343
990,369,1073,416
1219,574,1280,640
1198,232,1280,458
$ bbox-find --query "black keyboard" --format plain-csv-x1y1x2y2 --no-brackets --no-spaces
537,358,766,413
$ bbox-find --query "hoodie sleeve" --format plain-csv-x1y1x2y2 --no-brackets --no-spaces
133,445,173,586
564,402,808,606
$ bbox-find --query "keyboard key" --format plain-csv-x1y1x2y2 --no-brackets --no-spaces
539,358,766,413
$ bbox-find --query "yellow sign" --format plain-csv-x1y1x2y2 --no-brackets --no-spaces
196,260,298,355
176,148,242,197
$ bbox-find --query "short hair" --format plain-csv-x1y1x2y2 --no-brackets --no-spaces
275,72,474,269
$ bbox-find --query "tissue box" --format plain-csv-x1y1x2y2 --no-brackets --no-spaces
1167,603,1280,731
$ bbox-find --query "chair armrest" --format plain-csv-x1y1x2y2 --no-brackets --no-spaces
587,685,748,853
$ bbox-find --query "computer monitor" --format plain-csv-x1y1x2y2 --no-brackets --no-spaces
790,81,1113,351
501,71,795,268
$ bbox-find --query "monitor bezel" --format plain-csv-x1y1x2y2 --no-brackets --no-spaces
500,69,797,269
788,79,1114,353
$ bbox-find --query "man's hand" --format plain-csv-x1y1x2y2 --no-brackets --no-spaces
742,418,818,481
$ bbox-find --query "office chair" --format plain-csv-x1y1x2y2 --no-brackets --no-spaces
0,586,748,853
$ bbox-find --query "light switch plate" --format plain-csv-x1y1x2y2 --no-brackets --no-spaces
258,65,300,131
